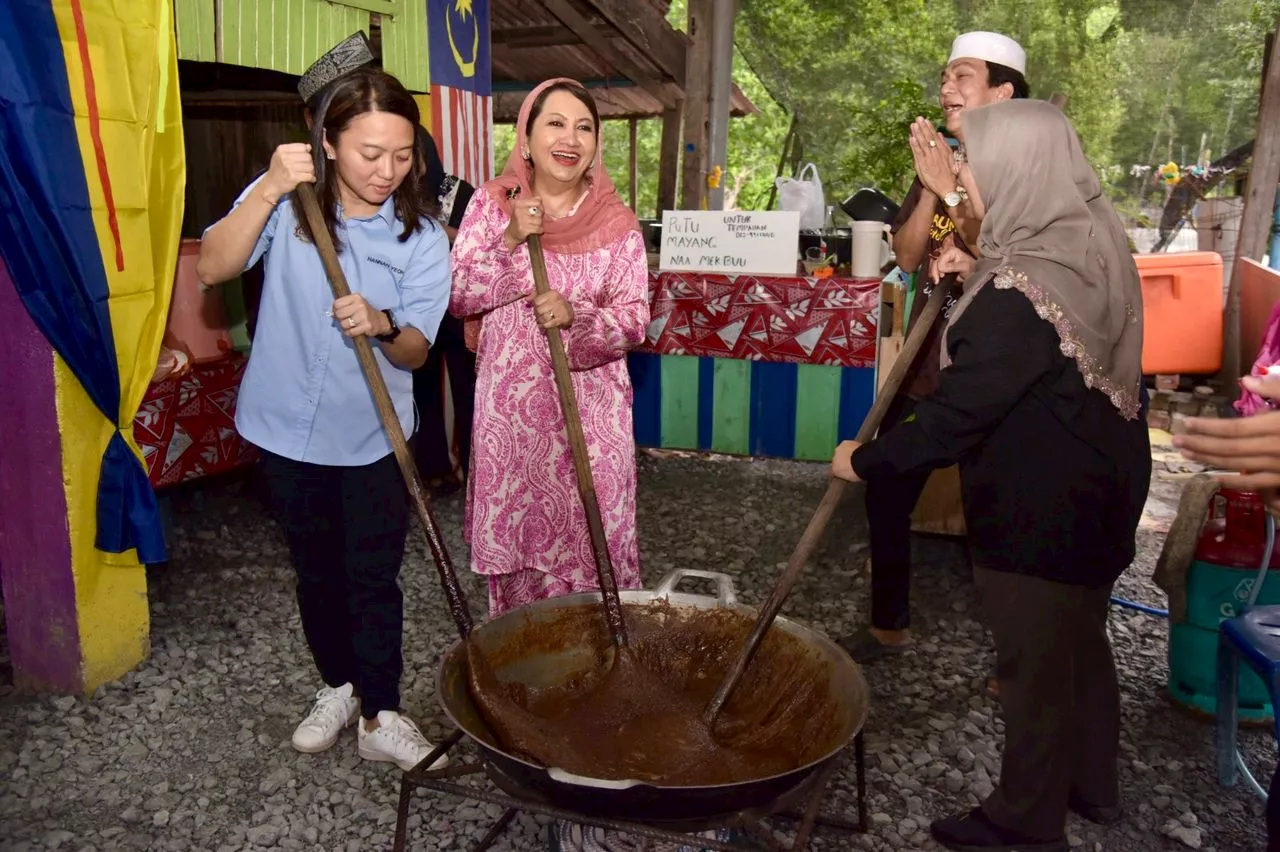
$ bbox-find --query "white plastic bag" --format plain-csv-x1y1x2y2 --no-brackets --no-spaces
776,162,826,230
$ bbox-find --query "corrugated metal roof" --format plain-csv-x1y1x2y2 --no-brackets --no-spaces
490,0,756,122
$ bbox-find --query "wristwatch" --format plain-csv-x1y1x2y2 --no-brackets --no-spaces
943,189,966,208
375,309,401,343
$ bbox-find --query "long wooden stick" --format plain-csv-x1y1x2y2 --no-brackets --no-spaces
704,276,955,725
293,183,474,640
526,234,629,649
1218,22,1280,391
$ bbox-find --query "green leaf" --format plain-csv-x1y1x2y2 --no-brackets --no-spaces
1086,4,1119,40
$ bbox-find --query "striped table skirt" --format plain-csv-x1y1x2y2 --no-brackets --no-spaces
629,271,882,462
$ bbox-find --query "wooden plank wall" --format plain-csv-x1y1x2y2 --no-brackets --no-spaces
174,0,430,92
179,101,305,238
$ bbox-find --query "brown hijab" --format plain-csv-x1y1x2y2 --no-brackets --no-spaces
943,99,1144,420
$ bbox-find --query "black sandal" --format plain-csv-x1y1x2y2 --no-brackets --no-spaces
837,627,912,664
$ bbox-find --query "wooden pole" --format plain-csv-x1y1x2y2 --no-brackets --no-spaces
680,0,711,210
1219,21,1280,389
628,118,639,214
657,102,682,218
765,112,798,211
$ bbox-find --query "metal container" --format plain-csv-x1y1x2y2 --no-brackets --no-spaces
435,570,869,825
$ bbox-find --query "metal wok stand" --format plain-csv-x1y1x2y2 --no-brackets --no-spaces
392,730,867,852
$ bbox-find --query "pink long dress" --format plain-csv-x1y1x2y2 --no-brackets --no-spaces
450,189,649,618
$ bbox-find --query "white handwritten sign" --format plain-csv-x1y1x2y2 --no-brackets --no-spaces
658,210,800,276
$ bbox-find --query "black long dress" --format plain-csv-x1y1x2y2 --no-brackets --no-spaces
852,279,1152,839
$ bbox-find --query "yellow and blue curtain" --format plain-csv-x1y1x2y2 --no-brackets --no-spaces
0,0,184,563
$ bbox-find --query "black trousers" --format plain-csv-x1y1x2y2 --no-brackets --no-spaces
864,393,932,631
260,449,410,719
412,313,476,483
975,567,1120,840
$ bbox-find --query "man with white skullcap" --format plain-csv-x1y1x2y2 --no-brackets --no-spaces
838,34,1049,848
840,30,1030,671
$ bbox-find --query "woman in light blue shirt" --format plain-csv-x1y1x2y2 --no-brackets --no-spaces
197,67,449,773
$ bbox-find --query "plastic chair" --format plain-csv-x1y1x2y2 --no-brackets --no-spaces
1216,511,1279,798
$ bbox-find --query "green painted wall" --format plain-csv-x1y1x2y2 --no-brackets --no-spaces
381,0,428,94
173,0,429,93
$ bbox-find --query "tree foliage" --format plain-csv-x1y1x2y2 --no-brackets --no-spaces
494,0,1278,220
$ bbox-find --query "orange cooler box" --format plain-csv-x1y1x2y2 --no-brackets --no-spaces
1135,251,1223,375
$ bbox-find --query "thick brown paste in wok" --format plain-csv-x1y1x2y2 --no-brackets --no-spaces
466,603,846,786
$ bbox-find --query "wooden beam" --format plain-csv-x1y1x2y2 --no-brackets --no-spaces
657,102,682,218
491,24,614,49
540,0,676,109
628,118,639,213
577,0,688,86
680,0,712,209
1221,20,1280,386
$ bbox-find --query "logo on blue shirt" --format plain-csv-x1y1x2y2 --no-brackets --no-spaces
367,256,404,276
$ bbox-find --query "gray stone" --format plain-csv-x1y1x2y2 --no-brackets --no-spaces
247,824,281,846
259,768,292,796
1168,824,1203,849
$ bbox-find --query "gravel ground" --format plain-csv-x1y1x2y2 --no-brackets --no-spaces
0,446,1272,852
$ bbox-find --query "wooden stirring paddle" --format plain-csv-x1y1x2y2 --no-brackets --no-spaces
293,183,476,641
525,234,629,650
703,276,957,729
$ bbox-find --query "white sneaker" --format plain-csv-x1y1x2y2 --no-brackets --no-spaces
291,683,360,754
357,710,448,771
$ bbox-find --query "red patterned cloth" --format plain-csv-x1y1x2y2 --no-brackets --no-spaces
639,272,881,368
134,354,259,489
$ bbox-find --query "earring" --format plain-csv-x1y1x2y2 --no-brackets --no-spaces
325,149,336,160
522,147,531,160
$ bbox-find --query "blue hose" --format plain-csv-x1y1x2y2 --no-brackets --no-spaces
1110,596,1169,618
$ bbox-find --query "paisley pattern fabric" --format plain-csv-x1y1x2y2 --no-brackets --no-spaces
450,189,649,618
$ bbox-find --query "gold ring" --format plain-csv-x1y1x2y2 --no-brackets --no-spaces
928,140,937,148
348,317,356,328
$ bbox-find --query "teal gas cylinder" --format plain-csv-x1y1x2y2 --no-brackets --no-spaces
1167,489,1280,722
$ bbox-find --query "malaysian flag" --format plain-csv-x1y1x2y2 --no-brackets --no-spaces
428,0,493,188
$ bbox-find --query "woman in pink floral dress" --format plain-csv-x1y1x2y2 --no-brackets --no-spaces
450,78,649,618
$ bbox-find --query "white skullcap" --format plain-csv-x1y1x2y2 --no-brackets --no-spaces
948,31,1026,75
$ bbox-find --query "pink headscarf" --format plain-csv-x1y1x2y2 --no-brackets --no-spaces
462,78,641,350
482,77,640,254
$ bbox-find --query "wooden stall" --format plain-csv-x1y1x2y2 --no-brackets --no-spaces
630,270,880,462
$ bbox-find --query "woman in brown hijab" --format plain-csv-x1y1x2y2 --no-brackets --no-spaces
831,99,1151,851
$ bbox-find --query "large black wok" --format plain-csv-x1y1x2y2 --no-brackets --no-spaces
436,570,869,826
